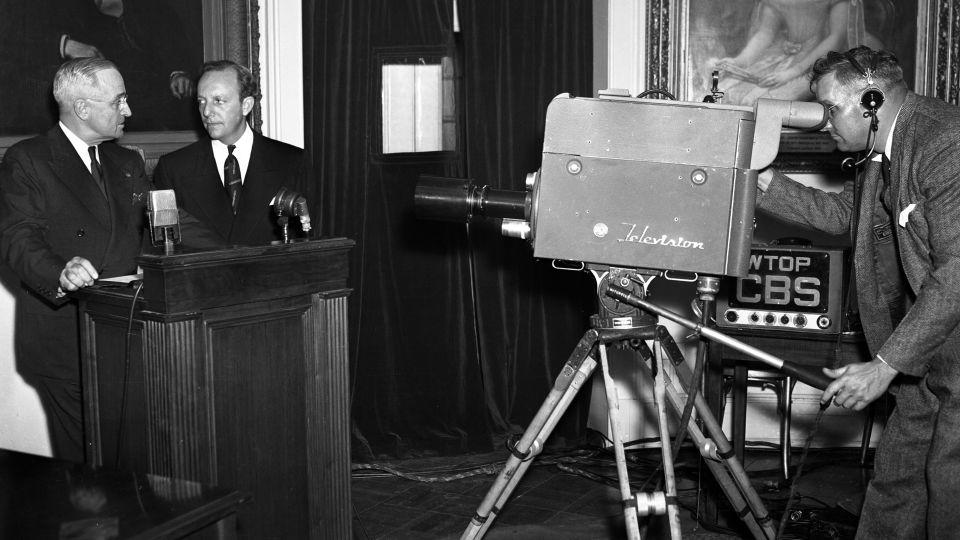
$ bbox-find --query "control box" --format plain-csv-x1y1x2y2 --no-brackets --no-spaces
716,245,847,334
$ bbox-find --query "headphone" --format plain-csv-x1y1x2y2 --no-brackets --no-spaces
845,51,885,115
839,50,885,172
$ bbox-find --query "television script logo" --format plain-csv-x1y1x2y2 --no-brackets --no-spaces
617,223,705,250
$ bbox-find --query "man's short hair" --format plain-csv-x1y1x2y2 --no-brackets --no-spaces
52,57,119,107
200,60,260,101
809,46,904,95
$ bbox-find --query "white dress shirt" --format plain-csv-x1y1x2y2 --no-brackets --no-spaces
58,121,99,174
211,124,253,186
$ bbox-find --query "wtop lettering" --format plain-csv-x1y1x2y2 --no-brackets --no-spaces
749,254,812,272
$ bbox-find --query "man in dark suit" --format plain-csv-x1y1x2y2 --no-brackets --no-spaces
757,46,960,538
0,58,152,462
152,60,310,248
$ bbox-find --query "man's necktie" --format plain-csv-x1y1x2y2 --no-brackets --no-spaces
880,155,892,207
88,146,106,198
225,144,242,214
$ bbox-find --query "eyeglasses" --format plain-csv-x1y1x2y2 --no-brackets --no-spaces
84,95,129,110
824,102,843,121
823,96,859,122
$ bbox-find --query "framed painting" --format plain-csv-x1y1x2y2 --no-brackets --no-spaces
0,0,260,170
645,0,958,172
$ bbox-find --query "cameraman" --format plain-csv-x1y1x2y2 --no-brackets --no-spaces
755,46,960,538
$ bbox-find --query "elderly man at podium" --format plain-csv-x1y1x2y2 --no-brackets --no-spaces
0,57,152,463
153,60,311,249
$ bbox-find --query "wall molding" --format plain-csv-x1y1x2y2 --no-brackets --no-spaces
258,0,304,148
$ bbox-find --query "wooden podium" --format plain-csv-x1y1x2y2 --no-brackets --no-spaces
78,238,354,540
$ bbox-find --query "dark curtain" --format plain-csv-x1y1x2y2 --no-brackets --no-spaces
303,0,594,459
457,0,596,442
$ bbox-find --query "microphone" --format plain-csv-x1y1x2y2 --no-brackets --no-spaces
271,187,311,243
841,155,868,172
147,189,180,253
840,114,882,172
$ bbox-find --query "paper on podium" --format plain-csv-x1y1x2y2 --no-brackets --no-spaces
98,273,143,284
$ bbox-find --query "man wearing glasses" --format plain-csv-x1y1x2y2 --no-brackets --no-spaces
756,46,960,538
0,57,151,463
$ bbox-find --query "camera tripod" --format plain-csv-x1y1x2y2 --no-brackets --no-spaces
461,267,832,540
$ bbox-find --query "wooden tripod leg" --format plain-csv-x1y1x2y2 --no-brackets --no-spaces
662,351,778,540
658,367,774,540
598,343,642,540
652,340,684,540
461,330,600,540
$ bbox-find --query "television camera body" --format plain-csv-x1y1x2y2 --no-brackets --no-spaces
416,91,825,278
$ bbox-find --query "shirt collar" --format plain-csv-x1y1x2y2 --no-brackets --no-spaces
59,121,97,170
876,104,904,161
211,123,253,155
210,123,254,184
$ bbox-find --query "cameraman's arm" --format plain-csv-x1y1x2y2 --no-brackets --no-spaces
756,167,854,235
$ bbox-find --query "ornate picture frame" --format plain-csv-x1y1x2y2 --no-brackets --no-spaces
644,0,958,173
0,0,260,171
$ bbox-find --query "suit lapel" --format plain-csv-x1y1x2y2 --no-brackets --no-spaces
100,144,147,230
190,141,236,241
888,94,920,289
889,94,924,216
854,159,882,292
47,128,111,228
854,158,895,347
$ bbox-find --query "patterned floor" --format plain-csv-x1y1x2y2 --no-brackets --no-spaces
351,446,867,539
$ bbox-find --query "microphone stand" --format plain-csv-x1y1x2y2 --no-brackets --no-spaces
162,227,178,255
276,212,291,244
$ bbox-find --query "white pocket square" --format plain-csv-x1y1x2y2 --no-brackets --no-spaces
899,203,917,227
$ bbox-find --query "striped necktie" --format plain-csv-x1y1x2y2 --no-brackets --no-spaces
225,144,242,214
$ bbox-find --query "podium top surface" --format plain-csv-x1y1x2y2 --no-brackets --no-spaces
82,237,355,314
138,237,355,268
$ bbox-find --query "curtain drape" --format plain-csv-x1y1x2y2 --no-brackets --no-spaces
302,0,594,459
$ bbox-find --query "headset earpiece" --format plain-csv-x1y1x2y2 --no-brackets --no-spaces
845,51,884,114
861,88,884,111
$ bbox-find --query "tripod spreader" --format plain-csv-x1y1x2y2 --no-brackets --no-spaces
605,284,834,391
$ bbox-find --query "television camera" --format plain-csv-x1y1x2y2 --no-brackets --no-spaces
417,90,826,277
415,91,830,540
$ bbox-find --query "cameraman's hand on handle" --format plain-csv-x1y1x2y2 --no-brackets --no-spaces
820,358,898,411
